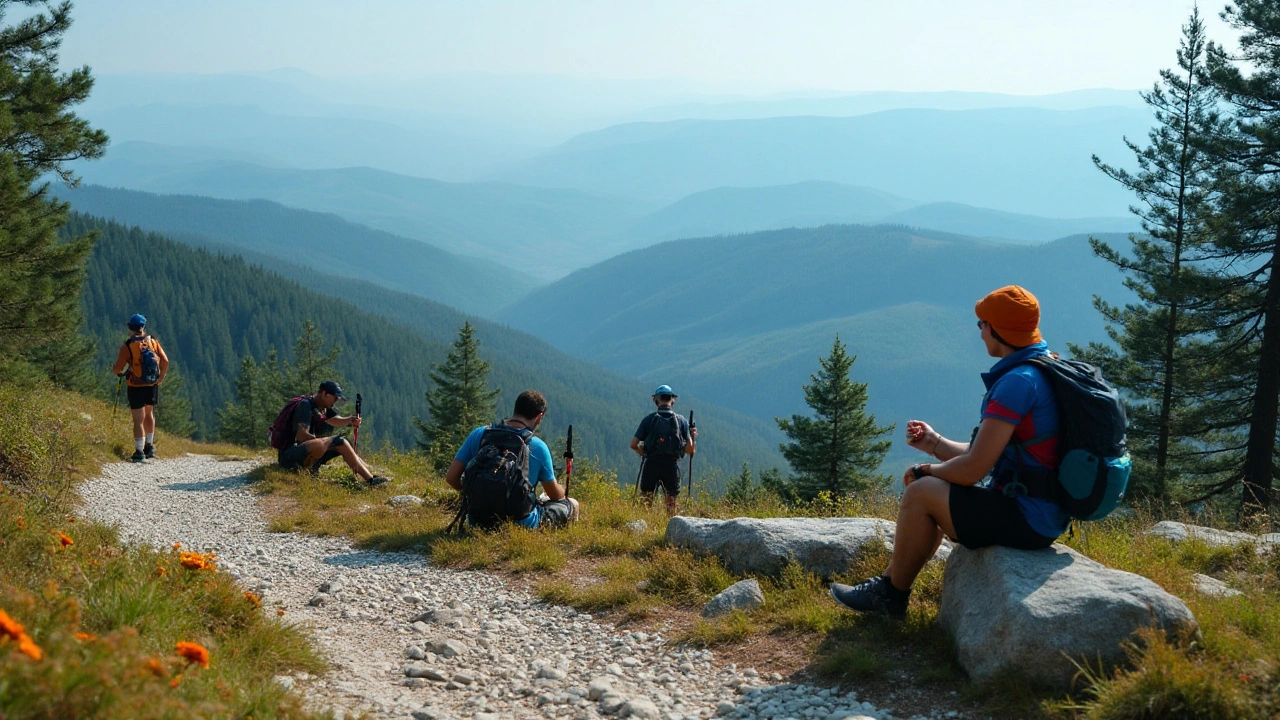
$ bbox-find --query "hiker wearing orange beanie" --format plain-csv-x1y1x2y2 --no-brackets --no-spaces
830,285,1067,618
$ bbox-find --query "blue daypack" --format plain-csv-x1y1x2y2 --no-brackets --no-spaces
1012,355,1131,521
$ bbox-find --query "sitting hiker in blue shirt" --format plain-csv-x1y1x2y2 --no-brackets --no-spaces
444,390,580,529
830,285,1068,618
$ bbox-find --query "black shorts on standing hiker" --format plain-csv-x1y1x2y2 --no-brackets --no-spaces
640,457,681,498
127,384,159,409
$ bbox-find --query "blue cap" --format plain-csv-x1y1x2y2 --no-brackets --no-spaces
319,380,346,399
652,385,677,398
127,313,146,329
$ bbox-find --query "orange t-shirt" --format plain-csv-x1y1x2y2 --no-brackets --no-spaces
111,335,169,387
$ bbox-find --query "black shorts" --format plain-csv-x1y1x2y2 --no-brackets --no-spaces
948,483,1059,550
127,384,159,409
639,456,681,497
277,442,340,471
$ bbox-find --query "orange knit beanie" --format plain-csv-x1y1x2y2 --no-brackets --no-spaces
975,285,1042,346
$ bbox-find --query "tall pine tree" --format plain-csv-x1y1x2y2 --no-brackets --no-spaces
216,354,283,448
0,1,106,379
1201,0,1280,522
414,322,499,472
775,335,893,499
1082,8,1230,502
281,319,342,397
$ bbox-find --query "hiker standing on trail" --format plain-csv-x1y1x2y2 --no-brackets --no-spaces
272,381,389,487
111,313,169,462
830,286,1067,617
630,385,696,513
445,390,580,528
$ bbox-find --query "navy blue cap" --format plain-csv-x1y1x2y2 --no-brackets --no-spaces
127,313,146,329
652,384,677,398
319,380,346,399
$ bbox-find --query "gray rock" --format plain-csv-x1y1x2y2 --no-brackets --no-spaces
307,592,331,607
403,677,426,688
938,544,1198,689
622,697,660,719
453,672,475,685
388,494,424,507
716,700,737,716
404,664,449,681
405,645,425,660
272,674,294,690
318,579,343,594
598,692,626,714
666,516,914,577
1192,573,1243,598
702,578,766,618
626,519,649,534
1146,521,1276,550
411,708,446,720
410,621,429,633
537,666,567,680
430,638,468,658
587,676,613,700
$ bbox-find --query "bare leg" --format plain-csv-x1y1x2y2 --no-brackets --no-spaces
130,407,146,441
664,493,677,514
142,406,156,436
887,478,957,592
333,440,373,481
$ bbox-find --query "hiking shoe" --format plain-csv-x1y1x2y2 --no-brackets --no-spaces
129,449,146,463
143,443,155,459
365,475,391,487
829,576,908,618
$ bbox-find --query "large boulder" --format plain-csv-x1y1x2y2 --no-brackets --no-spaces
1146,521,1279,552
938,544,1197,690
666,516,898,577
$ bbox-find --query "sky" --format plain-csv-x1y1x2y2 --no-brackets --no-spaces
61,0,1235,96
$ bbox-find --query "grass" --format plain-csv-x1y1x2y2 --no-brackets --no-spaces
242,438,1280,719
0,381,326,719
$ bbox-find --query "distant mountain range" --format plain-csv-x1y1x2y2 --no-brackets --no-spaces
501,224,1136,471
57,185,539,316
492,106,1152,216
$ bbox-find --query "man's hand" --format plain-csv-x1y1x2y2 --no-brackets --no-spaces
351,415,362,430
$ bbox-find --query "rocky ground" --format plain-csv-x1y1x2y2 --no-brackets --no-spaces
78,455,976,720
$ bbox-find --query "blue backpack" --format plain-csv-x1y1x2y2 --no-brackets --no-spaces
1009,355,1131,521
127,335,161,384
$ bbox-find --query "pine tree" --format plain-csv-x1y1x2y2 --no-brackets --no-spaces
1080,8,1229,502
1200,0,1280,521
0,1,107,376
281,319,342,397
414,322,500,472
775,336,893,499
724,463,763,505
216,353,283,448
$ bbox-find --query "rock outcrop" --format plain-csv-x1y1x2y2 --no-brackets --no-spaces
1146,521,1280,551
666,516,898,577
938,544,1198,690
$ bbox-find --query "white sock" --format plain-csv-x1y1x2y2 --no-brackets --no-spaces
135,438,145,452
145,433,154,446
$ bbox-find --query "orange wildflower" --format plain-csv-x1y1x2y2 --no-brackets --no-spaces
17,635,42,661
178,551,216,570
156,564,168,577
276,609,285,617
170,673,183,688
0,609,24,639
175,641,210,669
75,632,96,642
14,517,24,530
243,591,262,608
172,542,181,550
145,657,166,677
58,533,73,547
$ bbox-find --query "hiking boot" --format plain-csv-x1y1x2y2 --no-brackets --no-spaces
129,449,146,463
829,576,908,618
365,475,391,487
143,443,155,459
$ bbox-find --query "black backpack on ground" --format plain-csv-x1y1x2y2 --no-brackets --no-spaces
644,409,687,458
1004,355,1131,521
461,424,537,529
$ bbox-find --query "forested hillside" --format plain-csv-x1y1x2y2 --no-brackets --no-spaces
75,215,784,477
505,224,1134,470
59,185,537,316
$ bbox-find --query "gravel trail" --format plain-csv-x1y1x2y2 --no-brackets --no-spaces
78,455,958,720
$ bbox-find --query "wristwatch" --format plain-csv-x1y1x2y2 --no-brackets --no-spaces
911,464,929,480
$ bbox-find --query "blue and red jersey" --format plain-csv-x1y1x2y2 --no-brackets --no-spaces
979,342,1070,538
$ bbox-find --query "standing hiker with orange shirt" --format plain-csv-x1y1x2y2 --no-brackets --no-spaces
111,313,169,462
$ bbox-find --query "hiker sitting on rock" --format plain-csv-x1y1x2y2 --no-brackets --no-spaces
830,286,1067,617
111,313,169,463
630,384,696,513
445,389,580,529
271,380,389,487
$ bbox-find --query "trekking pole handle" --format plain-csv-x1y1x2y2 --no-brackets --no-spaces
563,425,574,496
353,393,362,450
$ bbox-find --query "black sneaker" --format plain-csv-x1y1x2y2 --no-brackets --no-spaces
144,443,155,459
130,449,146,463
829,576,908,618
365,475,391,487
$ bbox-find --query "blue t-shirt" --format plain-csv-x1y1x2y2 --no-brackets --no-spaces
455,425,556,528
979,343,1070,539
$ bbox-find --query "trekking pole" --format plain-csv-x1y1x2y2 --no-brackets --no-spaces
633,457,645,500
687,410,695,500
111,373,125,420
353,393,362,452
563,425,574,497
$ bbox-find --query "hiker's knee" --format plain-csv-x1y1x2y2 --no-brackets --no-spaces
901,477,949,512
330,436,351,453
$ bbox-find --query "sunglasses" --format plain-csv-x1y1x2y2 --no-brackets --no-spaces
976,320,988,329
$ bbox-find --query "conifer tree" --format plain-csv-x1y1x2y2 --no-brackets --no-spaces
282,320,342,397
1081,8,1229,502
415,322,499,472
1199,0,1280,520
775,336,893,499
0,1,107,375
217,354,280,448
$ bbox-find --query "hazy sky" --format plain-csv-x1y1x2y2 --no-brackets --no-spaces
63,0,1231,95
